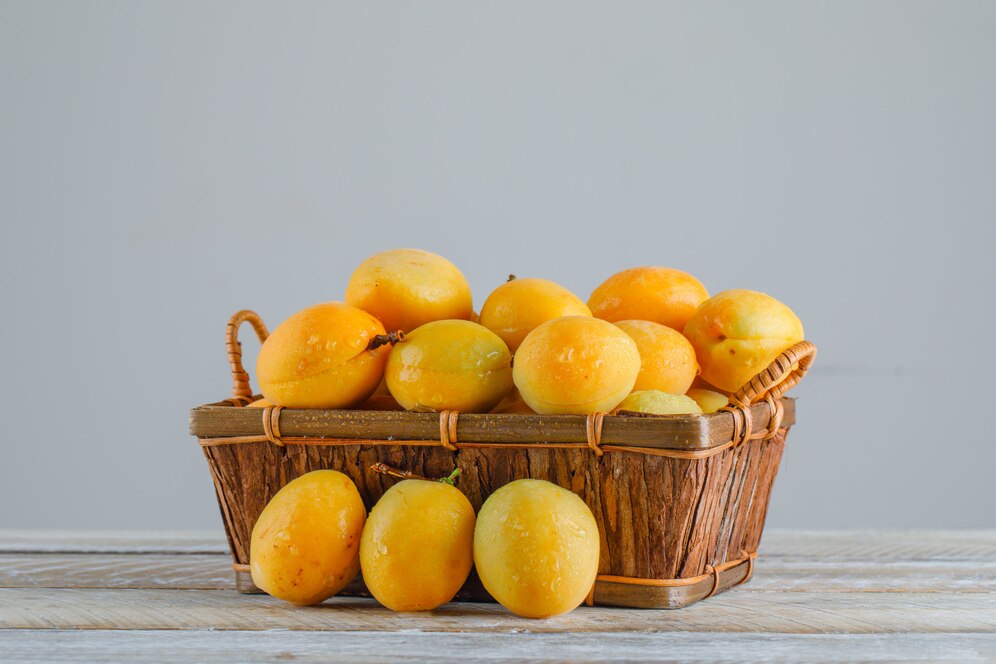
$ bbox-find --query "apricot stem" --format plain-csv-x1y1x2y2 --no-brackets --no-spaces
507,274,517,282
369,463,461,486
439,468,461,486
367,330,406,351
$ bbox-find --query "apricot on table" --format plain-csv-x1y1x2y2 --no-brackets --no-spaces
513,316,641,415
385,320,513,413
250,470,366,606
685,388,729,413
588,266,709,332
478,277,591,352
473,479,599,619
683,289,804,392
614,390,703,415
614,319,698,394
256,302,392,409
345,248,473,333
360,479,476,611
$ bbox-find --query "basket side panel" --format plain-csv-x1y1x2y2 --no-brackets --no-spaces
203,433,786,585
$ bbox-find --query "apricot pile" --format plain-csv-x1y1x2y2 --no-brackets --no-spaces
251,248,804,419
252,470,600,618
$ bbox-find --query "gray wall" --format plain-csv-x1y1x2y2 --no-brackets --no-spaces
2,1,994,531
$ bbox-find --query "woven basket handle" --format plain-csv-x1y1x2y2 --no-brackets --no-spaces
226,310,270,402
728,341,817,407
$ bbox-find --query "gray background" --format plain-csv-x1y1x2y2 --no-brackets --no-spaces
2,1,994,531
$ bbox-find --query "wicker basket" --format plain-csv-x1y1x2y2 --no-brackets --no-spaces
189,310,816,609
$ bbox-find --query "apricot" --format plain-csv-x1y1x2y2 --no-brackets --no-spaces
683,289,804,392
588,267,709,331
614,319,698,394
614,390,703,415
492,399,536,414
474,479,599,618
513,316,640,415
478,277,591,352
250,470,366,606
686,388,729,414
385,320,513,413
345,248,473,333
256,302,391,409
360,479,476,611
247,398,274,408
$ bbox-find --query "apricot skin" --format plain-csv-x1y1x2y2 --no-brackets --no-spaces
473,479,599,619
256,302,389,409
345,248,473,333
513,316,640,415
386,320,513,413
614,390,703,415
250,471,366,606
588,267,709,332
479,278,591,352
360,480,476,611
686,388,729,413
683,289,804,392
614,320,698,395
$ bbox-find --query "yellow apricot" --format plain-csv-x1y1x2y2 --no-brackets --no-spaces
360,479,475,611
513,316,640,415
250,470,366,606
474,479,599,619
247,398,274,408
386,320,513,413
683,289,804,392
345,248,473,333
492,399,536,414
614,319,698,394
256,302,390,409
614,390,703,415
686,388,729,413
588,266,709,331
479,277,591,352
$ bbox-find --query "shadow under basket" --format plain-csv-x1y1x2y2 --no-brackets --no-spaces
189,310,817,609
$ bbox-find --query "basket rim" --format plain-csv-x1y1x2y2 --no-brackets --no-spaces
188,397,795,451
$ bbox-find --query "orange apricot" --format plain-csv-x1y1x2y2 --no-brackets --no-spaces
256,302,392,409
613,319,698,394
478,277,591,352
588,267,709,331
385,320,513,413
513,316,641,415
683,289,804,392
345,248,473,333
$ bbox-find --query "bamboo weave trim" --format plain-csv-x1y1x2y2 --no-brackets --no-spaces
198,431,786,458
233,551,758,590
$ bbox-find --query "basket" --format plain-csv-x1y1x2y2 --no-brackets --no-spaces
189,310,816,609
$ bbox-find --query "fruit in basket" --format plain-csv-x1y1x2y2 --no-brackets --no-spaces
614,390,703,415
478,277,591,352
686,388,729,413
256,302,394,409
513,316,640,414
614,320,698,394
345,248,473,333
588,266,709,332
473,479,599,618
250,470,366,606
683,289,804,392
360,478,476,611
385,319,513,413
247,398,274,408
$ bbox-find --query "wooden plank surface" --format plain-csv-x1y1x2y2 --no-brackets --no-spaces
0,529,993,662
1,630,994,663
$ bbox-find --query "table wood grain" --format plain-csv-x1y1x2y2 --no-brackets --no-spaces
0,529,993,662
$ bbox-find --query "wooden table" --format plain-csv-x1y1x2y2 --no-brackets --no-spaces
0,530,993,662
